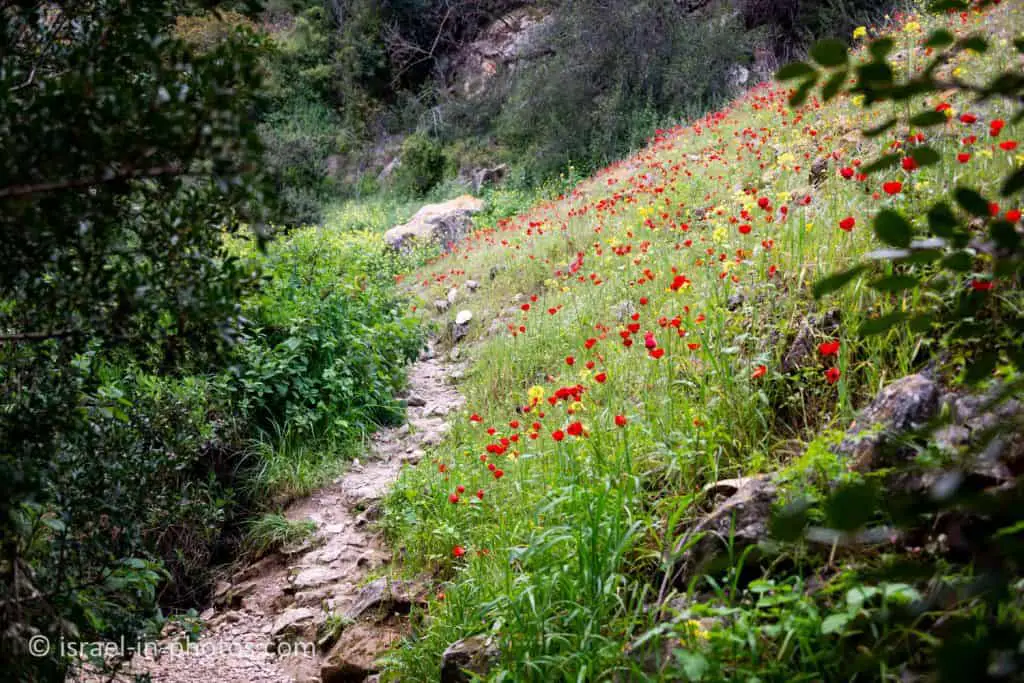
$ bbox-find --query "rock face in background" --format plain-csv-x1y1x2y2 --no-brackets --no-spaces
449,7,554,99
383,194,485,251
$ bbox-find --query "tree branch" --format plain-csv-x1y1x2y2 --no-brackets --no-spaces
0,162,186,201
0,329,78,344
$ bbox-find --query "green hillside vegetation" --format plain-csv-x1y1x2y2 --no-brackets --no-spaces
378,2,1024,679
3,0,1024,681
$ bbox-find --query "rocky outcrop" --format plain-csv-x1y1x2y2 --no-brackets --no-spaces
836,374,941,472
780,309,840,373
384,195,485,251
449,8,554,99
471,164,508,192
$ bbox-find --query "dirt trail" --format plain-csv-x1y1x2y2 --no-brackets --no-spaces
91,347,463,683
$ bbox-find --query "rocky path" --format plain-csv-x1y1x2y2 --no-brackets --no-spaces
93,348,463,683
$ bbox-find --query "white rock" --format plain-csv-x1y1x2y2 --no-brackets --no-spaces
455,310,473,325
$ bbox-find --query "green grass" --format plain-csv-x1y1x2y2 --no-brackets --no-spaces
376,3,1024,681
244,513,317,559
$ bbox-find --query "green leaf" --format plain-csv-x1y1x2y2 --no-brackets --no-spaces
984,72,1024,97
825,482,878,532
874,210,913,248
910,146,941,167
910,110,948,127
942,251,974,272
846,586,880,609
908,313,935,333
821,613,852,635
813,265,866,298
1001,167,1024,196
822,69,849,102
869,38,896,60
958,36,988,54
770,500,811,542
675,650,709,681
811,39,849,67
859,311,908,336
789,79,817,108
924,29,955,48
857,61,895,88
870,274,919,292
955,187,990,218
863,118,898,138
928,203,959,237
990,220,1022,250
964,350,998,384
862,153,902,174
927,0,969,10
777,62,816,82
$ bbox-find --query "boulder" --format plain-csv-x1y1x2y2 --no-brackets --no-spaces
682,475,778,575
343,578,425,622
271,607,318,640
837,374,941,472
452,310,473,343
321,623,402,683
472,164,508,192
441,634,500,683
384,195,485,251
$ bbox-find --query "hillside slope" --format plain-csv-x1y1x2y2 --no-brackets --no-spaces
380,2,1024,681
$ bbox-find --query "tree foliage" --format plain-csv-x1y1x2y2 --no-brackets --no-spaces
0,3,268,679
772,1,1024,677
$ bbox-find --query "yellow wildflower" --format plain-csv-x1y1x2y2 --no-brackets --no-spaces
903,21,920,34
683,620,711,641
853,26,868,40
527,385,545,403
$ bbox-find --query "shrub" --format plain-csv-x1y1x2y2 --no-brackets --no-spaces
259,98,342,225
392,133,446,197
229,226,425,442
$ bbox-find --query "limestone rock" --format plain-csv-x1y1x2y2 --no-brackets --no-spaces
837,374,940,472
684,475,778,574
384,195,484,251
271,607,318,639
344,578,425,622
321,623,402,682
449,8,554,99
471,164,507,192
